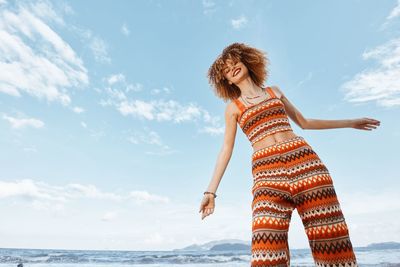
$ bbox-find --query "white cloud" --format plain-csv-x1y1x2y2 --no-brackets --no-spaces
101,211,118,222
129,191,169,205
199,109,224,135
105,73,143,93
200,125,224,136
144,147,177,156
0,1,89,105
78,120,106,140
0,179,67,202
0,179,170,210
150,87,171,95
105,87,127,101
340,37,400,107
107,73,125,85
70,25,111,64
231,15,248,30
127,129,163,145
100,76,223,135
144,232,164,245
127,127,177,155
386,0,400,20
72,106,85,113
23,146,37,153
379,0,400,30
340,190,400,216
89,36,111,63
118,99,204,123
2,113,44,129
121,23,130,36
202,0,216,16
28,0,65,25
126,83,143,92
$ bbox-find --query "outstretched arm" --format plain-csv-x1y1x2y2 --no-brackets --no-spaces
199,101,238,220
271,86,380,130
205,103,237,194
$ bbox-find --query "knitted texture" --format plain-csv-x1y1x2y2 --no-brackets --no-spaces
234,87,293,146
250,136,358,266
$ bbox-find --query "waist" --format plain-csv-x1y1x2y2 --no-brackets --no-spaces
251,130,297,150
251,131,304,154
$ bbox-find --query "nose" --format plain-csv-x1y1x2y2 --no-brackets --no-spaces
226,64,237,73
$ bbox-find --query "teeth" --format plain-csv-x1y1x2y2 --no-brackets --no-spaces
234,69,240,76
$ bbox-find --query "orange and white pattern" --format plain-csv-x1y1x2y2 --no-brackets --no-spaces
251,136,358,266
234,87,293,146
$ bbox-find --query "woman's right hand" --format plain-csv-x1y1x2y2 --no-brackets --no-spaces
199,194,215,220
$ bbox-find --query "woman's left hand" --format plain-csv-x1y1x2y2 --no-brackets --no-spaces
350,117,380,130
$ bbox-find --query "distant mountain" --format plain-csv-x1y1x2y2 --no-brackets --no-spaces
174,240,400,252
172,239,250,252
365,242,400,250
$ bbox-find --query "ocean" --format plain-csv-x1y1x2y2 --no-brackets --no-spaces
0,247,399,267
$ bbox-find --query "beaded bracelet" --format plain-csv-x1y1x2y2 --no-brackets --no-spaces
204,191,217,198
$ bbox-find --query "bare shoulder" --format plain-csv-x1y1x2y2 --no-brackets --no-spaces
226,100,238,113
269,85,285,99
226,100,240,119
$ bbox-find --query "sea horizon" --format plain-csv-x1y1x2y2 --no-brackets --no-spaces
0,241,399,267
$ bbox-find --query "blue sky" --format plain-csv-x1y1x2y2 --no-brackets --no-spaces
0,0,399,251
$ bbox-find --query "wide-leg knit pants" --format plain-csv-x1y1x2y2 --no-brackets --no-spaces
251,135,358,267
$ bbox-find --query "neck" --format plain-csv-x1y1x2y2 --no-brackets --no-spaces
235,77,264,97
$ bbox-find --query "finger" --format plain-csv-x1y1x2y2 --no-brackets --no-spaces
369,119,380,125
367,119,379,125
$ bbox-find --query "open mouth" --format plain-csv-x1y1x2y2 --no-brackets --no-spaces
233,68,241,77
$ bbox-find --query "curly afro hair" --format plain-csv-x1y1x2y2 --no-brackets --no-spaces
207,42,270,102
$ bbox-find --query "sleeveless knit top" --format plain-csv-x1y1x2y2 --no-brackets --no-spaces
233,86,293,145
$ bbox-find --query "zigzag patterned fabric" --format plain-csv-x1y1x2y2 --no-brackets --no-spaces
233,86,293,146
251,135,358,266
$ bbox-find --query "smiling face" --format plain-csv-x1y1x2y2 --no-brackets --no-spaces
222,58,249,85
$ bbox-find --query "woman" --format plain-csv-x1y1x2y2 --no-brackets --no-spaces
198,43,380,266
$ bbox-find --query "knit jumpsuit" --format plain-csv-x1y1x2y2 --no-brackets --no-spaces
233,87,358,267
